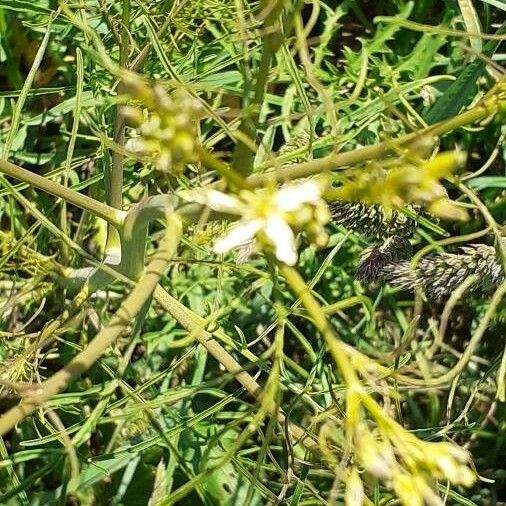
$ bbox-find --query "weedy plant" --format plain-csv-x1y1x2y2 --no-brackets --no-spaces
0,1,505,505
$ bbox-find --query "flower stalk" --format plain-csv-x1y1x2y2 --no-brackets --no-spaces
279,263,476,504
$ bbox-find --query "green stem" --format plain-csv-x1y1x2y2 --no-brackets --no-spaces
109,0,130,209
246,95,500,187
152,286,262,397
197,147,250,190
0,89,499,231
60,47,84,259
232,0,287,176
120,194,179,278
279,264,359,386
0,159,125,228
106,0,131,251
59,195,178,296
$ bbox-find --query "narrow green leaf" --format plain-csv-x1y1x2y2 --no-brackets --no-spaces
0,0,50,14
22,90,94,126
425,20,505,123
457,0,483,53
467,176,506,189
2,14,54,156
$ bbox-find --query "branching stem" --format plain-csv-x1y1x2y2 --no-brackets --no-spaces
0,214,182,437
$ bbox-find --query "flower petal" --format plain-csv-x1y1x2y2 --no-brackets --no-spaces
214,219,262,254
205,189,243,213
276,180,322,211
264,216,298,265
180,189,242,214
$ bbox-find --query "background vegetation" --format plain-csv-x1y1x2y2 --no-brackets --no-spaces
0,0,505,504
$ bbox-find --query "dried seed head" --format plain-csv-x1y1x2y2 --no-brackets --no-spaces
357,236,412,281
330,201,419,239
381,241,505,298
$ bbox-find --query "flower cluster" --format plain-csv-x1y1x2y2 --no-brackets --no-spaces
352,421,475,505
182,179,330,265
334,151,468,221
356,235,412,281
337,385,476,506
123,79,201,174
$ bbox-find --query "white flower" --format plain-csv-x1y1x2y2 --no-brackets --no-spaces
182,180,329,265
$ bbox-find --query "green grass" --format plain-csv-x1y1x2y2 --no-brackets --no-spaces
0,0,505,504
